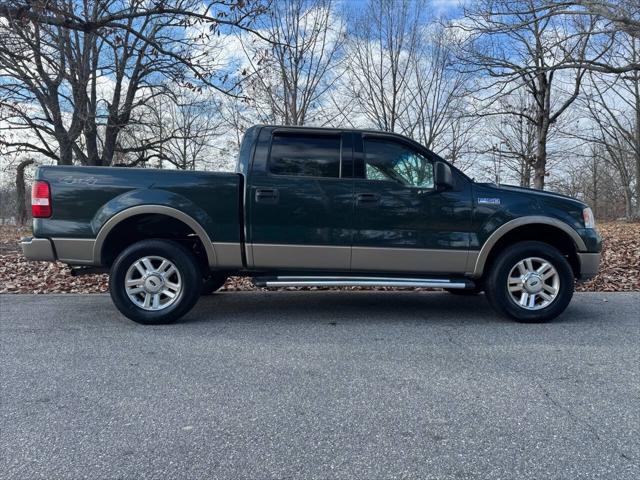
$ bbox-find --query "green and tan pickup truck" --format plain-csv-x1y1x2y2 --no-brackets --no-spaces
21,125,601,324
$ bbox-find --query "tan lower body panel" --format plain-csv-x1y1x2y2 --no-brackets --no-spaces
351,246,472,273
52,238,96,265
53,238,244,269
250,244,351,270
250,243,478,274
51,237,478,275
21,237,56,262
212,242,243,268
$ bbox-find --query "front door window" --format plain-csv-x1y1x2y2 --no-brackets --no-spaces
363,138,434,189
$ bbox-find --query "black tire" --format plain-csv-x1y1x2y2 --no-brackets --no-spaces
109,239,202,324
201,274,227,295
484,241,574,323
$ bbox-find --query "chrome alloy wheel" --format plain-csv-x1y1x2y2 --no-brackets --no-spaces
124,256,182,311
507,257,560,310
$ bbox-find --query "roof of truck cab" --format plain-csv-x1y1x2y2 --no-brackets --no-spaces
253,124,447,151
255,124,414,136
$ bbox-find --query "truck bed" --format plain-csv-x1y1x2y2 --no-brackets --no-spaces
33,165,243,266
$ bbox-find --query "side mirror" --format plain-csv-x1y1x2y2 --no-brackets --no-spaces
434,161,454,190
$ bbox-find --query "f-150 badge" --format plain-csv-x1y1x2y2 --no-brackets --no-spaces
478,197,501,205
60,175,98,185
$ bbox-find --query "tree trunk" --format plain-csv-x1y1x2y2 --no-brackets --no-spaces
533,130,547,190
16,158,35,225
632,46,640,218
520,159,532,187
623,185,633,219
58,137,74,165
84,122,100,166
635,88,640,218
102,122,120,167
591,156,598,217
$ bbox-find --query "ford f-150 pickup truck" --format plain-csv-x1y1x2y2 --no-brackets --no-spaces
21,125,601,324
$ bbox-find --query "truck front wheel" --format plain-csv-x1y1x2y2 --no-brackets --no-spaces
109,239,202,324
201,274,227,295
484,241,574,323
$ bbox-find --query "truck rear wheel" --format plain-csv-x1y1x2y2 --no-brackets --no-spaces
109,239,202,324
484,241,574,323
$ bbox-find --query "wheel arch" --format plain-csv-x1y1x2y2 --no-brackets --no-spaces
93,205,217,268
473,216,586,278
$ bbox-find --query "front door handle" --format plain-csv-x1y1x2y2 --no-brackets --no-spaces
255,188,279,204
356,193,380,205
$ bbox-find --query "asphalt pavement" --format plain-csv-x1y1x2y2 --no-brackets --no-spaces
1,291,639,480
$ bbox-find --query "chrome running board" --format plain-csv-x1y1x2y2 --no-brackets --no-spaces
252,276,474,289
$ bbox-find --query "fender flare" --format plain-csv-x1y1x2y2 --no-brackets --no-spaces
93,205,217,267
472,216,587,277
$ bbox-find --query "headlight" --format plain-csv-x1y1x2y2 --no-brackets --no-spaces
583,207,596,229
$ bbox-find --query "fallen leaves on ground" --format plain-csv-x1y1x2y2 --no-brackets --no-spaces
1,222,638,294
577,222,640,292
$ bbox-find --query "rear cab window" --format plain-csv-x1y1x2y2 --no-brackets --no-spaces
269,133,342,178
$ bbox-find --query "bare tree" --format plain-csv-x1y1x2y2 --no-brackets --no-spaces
217,95,254,161
344,0,421,133
156,94,225,170
402,23,471,160
477,89,570,188
551,144,630,219
0,1,268,36
0,2,89,164
0,0,266,166
445,114,477,172
15,157,34,225
342,0,472,168
238,0,344,126
571,0,640,39
454,0,600,189
485,97,538,187
569,35,640,217
479,1,640,73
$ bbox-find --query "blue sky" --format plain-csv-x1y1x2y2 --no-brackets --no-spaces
336,0,465,18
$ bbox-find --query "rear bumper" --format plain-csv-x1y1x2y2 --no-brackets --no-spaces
577,252,601,280
20,237,56,262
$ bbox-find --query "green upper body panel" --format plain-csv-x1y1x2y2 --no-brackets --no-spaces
470,182,601,252
246,128,354,248
34,166,242,243
243,126,600,254
350,130,474,251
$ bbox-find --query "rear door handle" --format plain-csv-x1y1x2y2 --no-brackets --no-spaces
255,188,279,204
356,193,380,205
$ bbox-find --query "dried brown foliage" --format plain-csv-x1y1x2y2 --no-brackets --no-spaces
577,222,640,291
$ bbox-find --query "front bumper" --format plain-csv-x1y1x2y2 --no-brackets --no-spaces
20,237,56,262
577,252,601,280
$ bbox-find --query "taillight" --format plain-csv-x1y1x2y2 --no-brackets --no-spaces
31,180,52,218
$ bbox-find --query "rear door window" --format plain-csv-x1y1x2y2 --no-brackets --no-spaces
269,133,341,178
